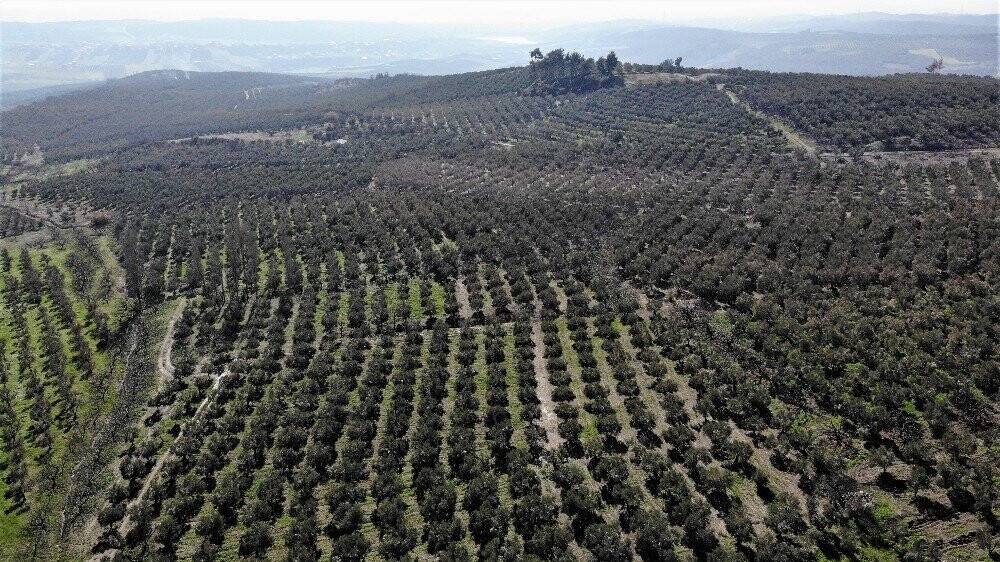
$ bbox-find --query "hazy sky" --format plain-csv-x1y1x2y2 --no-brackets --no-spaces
3,0,997,25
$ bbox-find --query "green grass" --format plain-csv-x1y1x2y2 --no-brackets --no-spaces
258,257,270,291
430,281,446,317
857,545,898,562
312,265,329,343
555,317,597,443
95,235,132,333
384,282,400,319
472,330,490,455
0,234,130,559
338,291,350,328
407,278,422,319
503,325,526,450
359,333,402,553
872,501,895,524
399,333,431,558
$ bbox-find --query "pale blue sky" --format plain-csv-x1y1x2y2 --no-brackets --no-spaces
3,0,997,25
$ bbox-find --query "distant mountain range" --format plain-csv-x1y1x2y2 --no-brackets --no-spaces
710,12,998,35
2,13,996,108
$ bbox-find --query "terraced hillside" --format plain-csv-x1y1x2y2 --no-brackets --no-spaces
0,52,997,561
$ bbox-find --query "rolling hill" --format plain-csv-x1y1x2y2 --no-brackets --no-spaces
0,50,997,562
2,15,996,98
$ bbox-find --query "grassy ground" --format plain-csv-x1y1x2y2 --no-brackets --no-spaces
0,232,128,559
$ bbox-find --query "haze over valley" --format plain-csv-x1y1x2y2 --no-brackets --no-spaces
3,12,997,105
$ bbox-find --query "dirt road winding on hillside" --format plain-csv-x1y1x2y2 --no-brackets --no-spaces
717,83,820,157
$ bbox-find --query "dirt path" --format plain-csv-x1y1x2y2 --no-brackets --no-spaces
729,423,809,518
476,270,498,319
636,291,651,322
455,277,473,319
625,71,723,87
618,326,672,445
672,374,708,431
106,295,256,551
860,147,1000,166
531,320,562,450
550,279,567,315
718,84,819,157
156,299,185,382
114,366,229,542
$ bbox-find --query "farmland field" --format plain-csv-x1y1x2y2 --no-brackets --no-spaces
0,49,998,561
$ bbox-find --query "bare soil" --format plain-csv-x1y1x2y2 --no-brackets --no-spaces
531,320,563,450
861,147,1000,166
729,423,809,517
625,72,723,86
455,277,473,319
156,299,185,382
718,84,820,156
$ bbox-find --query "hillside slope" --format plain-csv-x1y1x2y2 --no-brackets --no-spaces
0,56,997,562
0,70,340,160
4,60,997,164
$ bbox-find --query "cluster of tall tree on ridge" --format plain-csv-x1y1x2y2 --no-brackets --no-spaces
527,48,623,95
